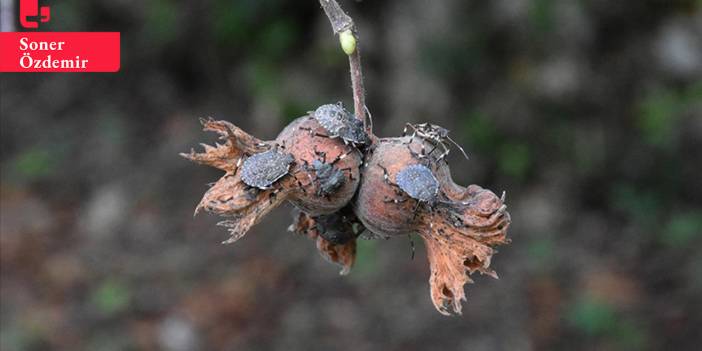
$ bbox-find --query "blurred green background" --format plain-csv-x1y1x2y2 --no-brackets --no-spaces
1,0,701,350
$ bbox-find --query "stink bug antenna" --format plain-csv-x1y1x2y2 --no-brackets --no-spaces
446,135,470,161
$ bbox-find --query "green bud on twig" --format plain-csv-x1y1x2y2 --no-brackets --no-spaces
339,30,356,55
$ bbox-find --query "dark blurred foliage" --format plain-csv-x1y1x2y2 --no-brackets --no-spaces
1,0,702,350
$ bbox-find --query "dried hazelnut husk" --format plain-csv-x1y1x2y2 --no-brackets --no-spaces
182,115,362,243
353,136,511,315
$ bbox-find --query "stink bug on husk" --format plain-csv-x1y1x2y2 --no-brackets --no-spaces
312,103,370,147
240,149,294,189
396,164,440,205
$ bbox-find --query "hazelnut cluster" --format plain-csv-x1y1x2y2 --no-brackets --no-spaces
183,104,511,315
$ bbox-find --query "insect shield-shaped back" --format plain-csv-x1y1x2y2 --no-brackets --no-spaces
313,103,370,147
240,149,294,189
396,164,440,205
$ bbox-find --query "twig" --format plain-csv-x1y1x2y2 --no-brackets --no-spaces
318,0,367,128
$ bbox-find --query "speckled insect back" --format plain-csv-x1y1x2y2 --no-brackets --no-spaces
240,149,294,189
313,103,370,146
314,104,347,133
396,164,440,204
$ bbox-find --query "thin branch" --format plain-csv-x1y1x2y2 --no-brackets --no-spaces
347,45,367,127
319,0,367,128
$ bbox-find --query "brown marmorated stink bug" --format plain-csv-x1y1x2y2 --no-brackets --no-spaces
395,164,440,206
240,149,295,190
311,103,371,147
